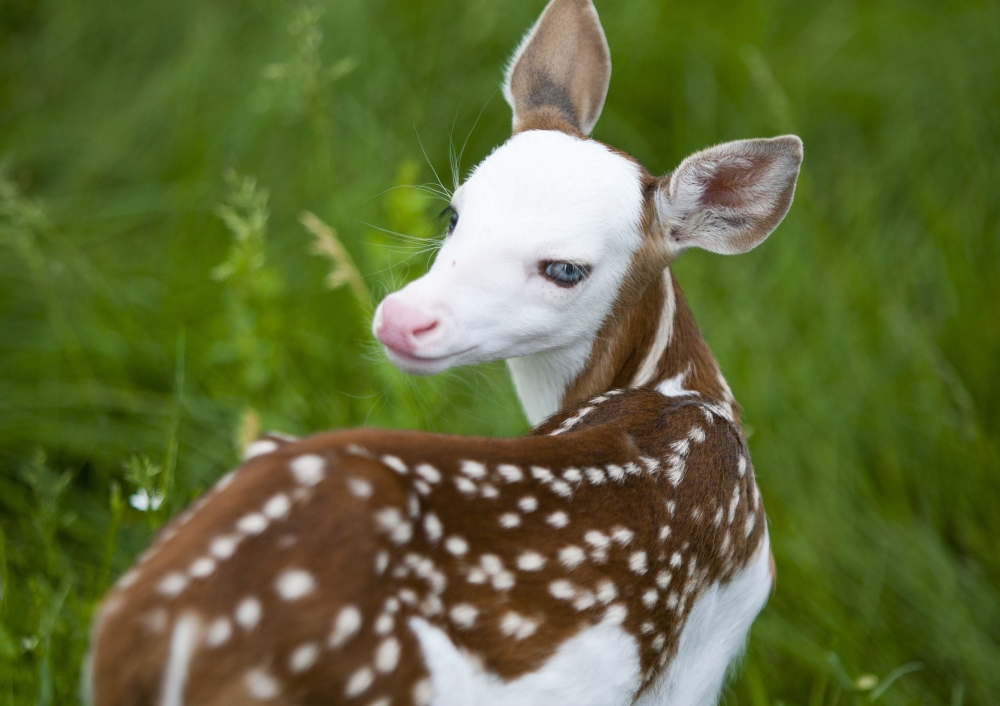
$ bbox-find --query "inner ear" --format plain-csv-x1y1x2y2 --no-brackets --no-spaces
659,136,804,256
503,0,611,136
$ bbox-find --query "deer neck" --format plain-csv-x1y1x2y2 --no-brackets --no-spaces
508,268,739,426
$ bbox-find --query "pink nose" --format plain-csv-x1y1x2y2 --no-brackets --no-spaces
375,297,440,355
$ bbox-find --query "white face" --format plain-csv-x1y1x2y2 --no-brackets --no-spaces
373,130,645,383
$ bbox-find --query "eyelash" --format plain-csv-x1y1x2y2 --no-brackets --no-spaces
439,206,458,235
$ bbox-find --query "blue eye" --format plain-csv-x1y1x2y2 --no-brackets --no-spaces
543,261,590,287
440,206,459,235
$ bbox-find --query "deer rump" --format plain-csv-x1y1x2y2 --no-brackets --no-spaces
88,390,770,706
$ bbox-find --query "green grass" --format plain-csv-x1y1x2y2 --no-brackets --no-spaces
1,0,998,703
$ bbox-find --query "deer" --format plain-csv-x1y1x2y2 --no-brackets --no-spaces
86,1,803,704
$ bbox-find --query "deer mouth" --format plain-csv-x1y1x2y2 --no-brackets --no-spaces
381,343,477,374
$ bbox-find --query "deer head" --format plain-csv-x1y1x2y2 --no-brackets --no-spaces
373,0,802,424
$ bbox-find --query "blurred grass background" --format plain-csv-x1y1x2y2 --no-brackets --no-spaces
1,0,998,703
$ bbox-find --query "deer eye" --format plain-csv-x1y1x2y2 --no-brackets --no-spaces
440,206,459,235
542,261,590,287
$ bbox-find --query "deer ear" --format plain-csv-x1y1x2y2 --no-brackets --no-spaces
656,136,804,255
503,0,611,136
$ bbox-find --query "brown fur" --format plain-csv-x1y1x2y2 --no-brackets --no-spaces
91,387,766,705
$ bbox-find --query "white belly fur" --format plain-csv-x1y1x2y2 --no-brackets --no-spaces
636,531,773,706
409,532,771,706
409,612,641,706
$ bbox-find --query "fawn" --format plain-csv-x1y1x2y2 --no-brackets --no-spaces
87,1,803,704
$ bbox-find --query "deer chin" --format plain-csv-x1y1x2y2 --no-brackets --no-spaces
381,343,479,375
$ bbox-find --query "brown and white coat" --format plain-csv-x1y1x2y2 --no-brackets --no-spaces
88,1,802,705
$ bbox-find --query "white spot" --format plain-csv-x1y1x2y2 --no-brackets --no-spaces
585,468,607,485
329,605,362,648
215,471,237,491
745,511,757,537
460,460,487,479
382,455,408,475
244,669,280,701
497,464,523,483
584,530,610,550
375,551,390,575
518,496,538,513
728,485,741,524
572,590,596,611
449,604,478,629
275,569,316,601
500,612,538,640
605,464,625,481
738,456,747,477
670,552,683,568
658,370,698,398
237,513,269,536
629,551,648,575
423,513,443,543
210,534,241,560
559,546,586,569
413,679,434,706
244,439,278,460
641,621,655,634
480,555,503,575
290,454,326,486
289,642,319,673
517,552,546,571
414,480,432,496
480,483,500,499
235,597,262,629
454,476,478,497
689,426,707,443
596,580,618,604
642,589,659,608
345,667,375,698
263,493,291,520
466,568,487,585
374,507,413,545
562,468,582,483
549,580,576,601
656,570,673,589
492,571,516,591
659,525,672,541
348,477,374,498
188,557,216,578
530,466,554,483
205,617,232,647
160,614,201,706
158,573,188,597
367,699,391,706
499,513,521,529
445,536,469,556
415,463,441,484
547,511,569,529
652,634,666,652
666,592,679,610
550,480,573,498
375,637,401,673
605,603,628,624
611,527,634,546
116,569,140,589
375,613,394,635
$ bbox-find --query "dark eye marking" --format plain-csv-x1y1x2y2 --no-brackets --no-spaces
439,206,459,235
541,261,591,288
